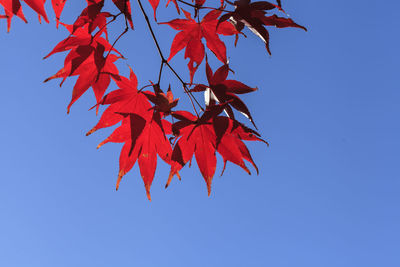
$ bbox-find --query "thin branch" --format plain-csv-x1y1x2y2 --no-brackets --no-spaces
105,26,129,59
165,61,204,113
92,12,123,40
165,62,203,109
177,0,231,12
136,0,204,116
95,26,128,83
136,0,164,60
157,61,164,84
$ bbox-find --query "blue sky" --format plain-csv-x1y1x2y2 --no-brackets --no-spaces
0,1,399,266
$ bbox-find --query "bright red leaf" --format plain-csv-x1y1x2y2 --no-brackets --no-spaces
44,24,121,113
87,69,172,200
167,106,266,196
0,0,49,30
161,9,239,82
148,0,179,20
98,111,172,200
86,68,152,135
51,0,66,28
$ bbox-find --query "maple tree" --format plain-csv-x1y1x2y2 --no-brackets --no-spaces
0,0,305,200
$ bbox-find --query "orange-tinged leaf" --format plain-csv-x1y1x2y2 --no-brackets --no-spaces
168,111,266,196
86,68,174,199
143,84,179,115
98,111,172,200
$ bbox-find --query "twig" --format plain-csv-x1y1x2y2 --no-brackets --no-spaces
136,0,204,116
105,26,129,59
177,0,231,12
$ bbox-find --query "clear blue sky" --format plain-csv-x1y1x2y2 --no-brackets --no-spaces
0,1,399,266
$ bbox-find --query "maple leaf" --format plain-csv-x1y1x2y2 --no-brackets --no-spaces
218,0,306,54
49,20,119,52
214,116,268,176
0,8,14,32
0,0,27,25
24,0,49,22
44,24,121,113
196,0,205,5
86,67,152,135
0,0,49,30
167,105,266,195
148,0,179,20
161,9,239,82
167,109,217,195
71,0,106,34
46,47,119,114
97,111,172,200
191,61,258,128
143,84,179,115
112,0,134,29
87,69,172,200
51,0,66,28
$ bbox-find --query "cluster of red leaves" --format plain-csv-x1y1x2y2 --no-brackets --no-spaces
0,0,305,199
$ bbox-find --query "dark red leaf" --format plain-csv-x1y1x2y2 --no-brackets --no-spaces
112,0,133,29
224,0,305,54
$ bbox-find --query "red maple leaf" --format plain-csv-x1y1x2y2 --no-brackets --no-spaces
48,20,119,53
167,105,266,195
191,61,258,128
143,84,179,115
148,0,180,20
71,0,108,35
86,68,152,135
51,0,66,28
219,0,306,54
44,24,121,113
97,111,172,200
0,0,49,30
112,0,134,29
87,69,173,200
0,0,27,24
195,0,205,6
0,8,14,32
161,9,239,82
